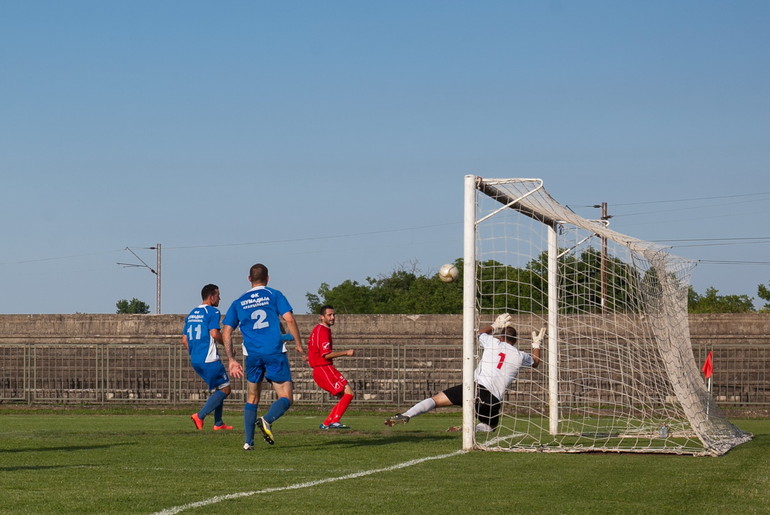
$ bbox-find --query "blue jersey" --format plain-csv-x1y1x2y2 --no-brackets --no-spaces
183,304,222,364
223,286,293,357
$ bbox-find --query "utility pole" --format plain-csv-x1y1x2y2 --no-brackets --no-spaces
592,203,612,313
118,244,162,314
150,243,161,314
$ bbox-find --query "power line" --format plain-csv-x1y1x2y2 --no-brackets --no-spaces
616,191,770,207
698,259,770,265
0,248,125,266
573,190,770,209
615,198,769,219
162,222,457,251
657,237,770,248
0,222,459,266
3,216,768,270
656,237,770,242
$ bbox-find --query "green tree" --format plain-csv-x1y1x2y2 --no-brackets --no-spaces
475,258,539,315
687,287,754,314
307,261,463,314
309,258,757,316
307,280,374,314
116,298,151,314
758,282,770,311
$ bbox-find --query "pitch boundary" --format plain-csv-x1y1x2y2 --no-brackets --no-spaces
153,449,467,515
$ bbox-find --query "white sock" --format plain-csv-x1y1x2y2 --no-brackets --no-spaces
404,398,436,419
475,422,493,432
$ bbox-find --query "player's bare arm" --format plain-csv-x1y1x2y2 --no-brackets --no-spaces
221,325,244,379
530,328,545,368
282,311,305,356
531,348,541,368
323,349,355,360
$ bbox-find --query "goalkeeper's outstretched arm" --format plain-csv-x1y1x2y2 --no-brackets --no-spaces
479,324,495,335
530,328,545,368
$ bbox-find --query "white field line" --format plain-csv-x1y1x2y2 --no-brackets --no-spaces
479,432,527,448
153,449,467,515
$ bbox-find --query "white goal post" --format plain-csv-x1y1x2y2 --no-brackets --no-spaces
462,175,752,455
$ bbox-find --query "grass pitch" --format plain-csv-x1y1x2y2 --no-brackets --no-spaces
1,409,768,514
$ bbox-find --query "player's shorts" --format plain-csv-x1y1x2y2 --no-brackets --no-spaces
442,384,464,406
442,383,502,428
312,364,348,396
474,385,502,428
245,352,292,384
192,360,230,392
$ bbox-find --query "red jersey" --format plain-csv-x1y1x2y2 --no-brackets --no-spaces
307,324,333,367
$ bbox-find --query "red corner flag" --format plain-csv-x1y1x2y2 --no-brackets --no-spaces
701,351,713,379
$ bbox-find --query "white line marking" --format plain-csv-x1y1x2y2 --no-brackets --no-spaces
479,432,527,447
153,450,467,515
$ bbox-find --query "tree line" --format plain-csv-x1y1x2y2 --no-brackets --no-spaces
305,254,769,315
115,253,769,315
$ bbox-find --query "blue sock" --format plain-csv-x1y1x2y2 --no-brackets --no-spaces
244,403,258,445
199,390,227,420
264,397,292,424
214,401,225,426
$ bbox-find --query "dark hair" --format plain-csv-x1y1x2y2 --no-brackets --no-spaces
201,284,219,300
319,304,334,315
249,263,268,283
502,326,517,344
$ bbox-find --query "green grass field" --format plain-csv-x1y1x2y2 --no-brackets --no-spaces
1,408,768,514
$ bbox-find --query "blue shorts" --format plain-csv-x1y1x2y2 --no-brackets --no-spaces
192,360,230,392
245,352,292,384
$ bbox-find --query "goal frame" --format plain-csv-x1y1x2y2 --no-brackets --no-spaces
462,175,751,455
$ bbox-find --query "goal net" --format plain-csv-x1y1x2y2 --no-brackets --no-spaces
462,176,751,455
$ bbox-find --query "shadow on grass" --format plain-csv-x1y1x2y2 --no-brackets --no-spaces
291,431,457,449
0,442,135,453
0,463,100,472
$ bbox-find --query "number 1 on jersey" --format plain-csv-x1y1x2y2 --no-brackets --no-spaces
186,325,202,341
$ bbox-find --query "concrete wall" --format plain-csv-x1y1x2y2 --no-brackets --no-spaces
1,312,768,346
0,313,463,345
1,313,768,408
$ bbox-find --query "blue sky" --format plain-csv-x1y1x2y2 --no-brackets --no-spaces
2,1,769,314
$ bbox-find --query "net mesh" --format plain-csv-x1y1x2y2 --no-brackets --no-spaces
470,177,751,455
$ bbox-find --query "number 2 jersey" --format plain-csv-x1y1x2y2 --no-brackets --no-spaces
474,332,534,400
183,304,222,364
222,285,293,357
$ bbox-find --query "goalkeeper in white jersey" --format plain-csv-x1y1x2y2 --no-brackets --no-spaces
385,314,542,432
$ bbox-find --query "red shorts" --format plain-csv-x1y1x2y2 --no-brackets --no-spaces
312,364,348,396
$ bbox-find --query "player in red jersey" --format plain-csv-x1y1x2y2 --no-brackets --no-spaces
307,305,355,429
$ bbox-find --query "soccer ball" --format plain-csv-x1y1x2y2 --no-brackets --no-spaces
438,263,459,283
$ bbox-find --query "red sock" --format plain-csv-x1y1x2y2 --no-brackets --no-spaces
324,393,353,425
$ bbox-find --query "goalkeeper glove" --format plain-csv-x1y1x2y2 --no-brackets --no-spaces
492,313,513,332
531,327,546,349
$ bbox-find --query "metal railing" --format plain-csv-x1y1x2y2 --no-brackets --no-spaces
0,343,462,408
1,342,767,408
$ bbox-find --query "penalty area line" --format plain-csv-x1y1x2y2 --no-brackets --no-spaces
153,449,467,515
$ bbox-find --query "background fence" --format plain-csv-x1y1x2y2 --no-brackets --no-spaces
0,343,463,408
1,313,769,409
